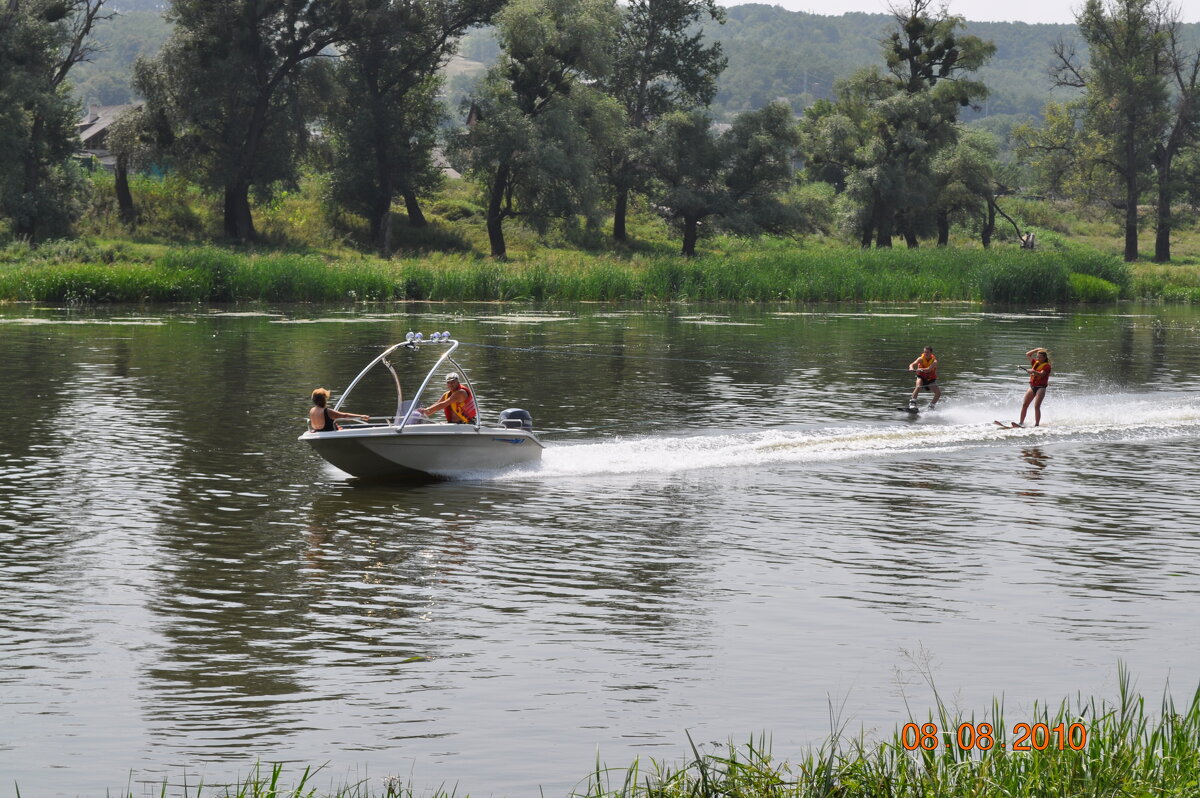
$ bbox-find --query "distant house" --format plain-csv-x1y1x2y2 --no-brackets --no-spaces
77,103,141,170
432,148,461,180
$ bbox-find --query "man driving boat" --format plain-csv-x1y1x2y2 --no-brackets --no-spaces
420,372,477,423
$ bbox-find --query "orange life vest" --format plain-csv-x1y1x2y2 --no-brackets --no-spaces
916,353,937,381
1029,359,1051,387
441,385,477,423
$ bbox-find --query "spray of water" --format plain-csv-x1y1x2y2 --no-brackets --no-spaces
496,393,1200,481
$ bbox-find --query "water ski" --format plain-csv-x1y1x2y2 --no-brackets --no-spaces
901,402,920,414
993,420,1021,429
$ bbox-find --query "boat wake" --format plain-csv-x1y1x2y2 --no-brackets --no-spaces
494,392,1200,481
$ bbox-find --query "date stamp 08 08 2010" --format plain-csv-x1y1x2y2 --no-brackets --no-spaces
901,722,1088,752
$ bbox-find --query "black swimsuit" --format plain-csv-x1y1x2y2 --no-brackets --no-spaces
315,407,337,432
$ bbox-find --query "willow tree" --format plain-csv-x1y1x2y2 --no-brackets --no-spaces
602,0,726,242
1148,7,1200,263
327,0,503,257
0,0,110,240
134,0,356,241
645,102,799,256
452,0,620,258
1051,0,1171,262
799,0,993,248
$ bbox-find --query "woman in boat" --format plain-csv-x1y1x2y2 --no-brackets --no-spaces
309,388,369,431
1017,348,1052,427
420,373,477,423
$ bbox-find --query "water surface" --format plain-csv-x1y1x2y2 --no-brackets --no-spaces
2,303,1199,796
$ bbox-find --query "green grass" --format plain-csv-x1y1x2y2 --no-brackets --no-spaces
0,239,1137,304
10,172,1200,303
575,667,1200,798
42,672,1200,798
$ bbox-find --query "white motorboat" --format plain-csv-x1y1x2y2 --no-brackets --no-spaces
299,333,543,479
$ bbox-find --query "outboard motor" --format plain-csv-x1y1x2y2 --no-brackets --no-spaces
498,408,533,431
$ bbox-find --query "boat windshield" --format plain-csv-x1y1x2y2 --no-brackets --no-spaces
332,335,479,430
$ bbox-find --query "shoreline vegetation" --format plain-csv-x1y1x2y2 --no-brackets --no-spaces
40,675,1200,798
5,236,1196,305
3,175,1200,305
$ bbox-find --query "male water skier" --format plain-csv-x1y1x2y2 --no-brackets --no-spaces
1016,348,1051,427
908,346,941,408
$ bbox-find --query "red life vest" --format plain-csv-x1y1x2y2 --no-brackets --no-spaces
442,385,477,423
1028,359,1051,387
916,353,937,381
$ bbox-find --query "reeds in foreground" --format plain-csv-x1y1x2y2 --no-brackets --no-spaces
576,667,1200,797
34,670,1200,798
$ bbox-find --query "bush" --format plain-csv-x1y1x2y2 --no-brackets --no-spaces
429,198,482,221
978,255,1070,303
786,181,837,235
1068,272,1120,303
1060,247,1130,292
156,247,245,300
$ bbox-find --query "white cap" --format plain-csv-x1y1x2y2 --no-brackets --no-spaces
445,372,460,383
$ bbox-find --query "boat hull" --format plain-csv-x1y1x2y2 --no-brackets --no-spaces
299,424,543,479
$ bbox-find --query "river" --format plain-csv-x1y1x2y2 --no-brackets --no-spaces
2,303,1199,797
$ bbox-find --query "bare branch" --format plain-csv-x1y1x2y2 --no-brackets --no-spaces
1050,37,1088,89
53,0,115,87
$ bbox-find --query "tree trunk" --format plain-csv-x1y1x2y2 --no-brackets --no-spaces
903,225,919,249
115,153,136,227
486,162,510,259
15,114,46,239
613,186,629,242
372,109,395,256
1122,130,1138,262
223,183,256,241
369,204,393,259
936,211,949,247
1154,159,1171,263
681,216,699,257
874,209,893,249
403,189,427,228
369,172,393,257
982,200,995,248
860,205,874,247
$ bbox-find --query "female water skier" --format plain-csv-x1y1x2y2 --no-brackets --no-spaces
1017,348,1052,427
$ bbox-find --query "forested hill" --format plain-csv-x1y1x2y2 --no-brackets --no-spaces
70,2,1196,124
706,5,1081,122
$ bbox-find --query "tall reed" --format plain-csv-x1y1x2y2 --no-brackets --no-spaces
574,668,1200,798
23,673,1196,798
0,241,1133,304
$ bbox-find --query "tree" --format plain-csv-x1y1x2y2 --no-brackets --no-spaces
327,0,503,257
1051,0,1171,262
1148,9,1200,262
798,0,993,248
134,0,356,241
452,0,619,259
105,104,158,226
0,0,111,240
645,102,799,256
603,0,726,242
930,129,1027,248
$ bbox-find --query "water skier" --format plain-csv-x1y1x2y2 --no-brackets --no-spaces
1017,348,1052,427
908,346,941,409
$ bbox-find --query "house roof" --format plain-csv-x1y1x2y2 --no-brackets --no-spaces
77,103,141,146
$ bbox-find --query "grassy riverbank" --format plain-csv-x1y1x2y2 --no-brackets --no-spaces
0,237,1143,304
72,677,1200,798
5,173,1200,303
